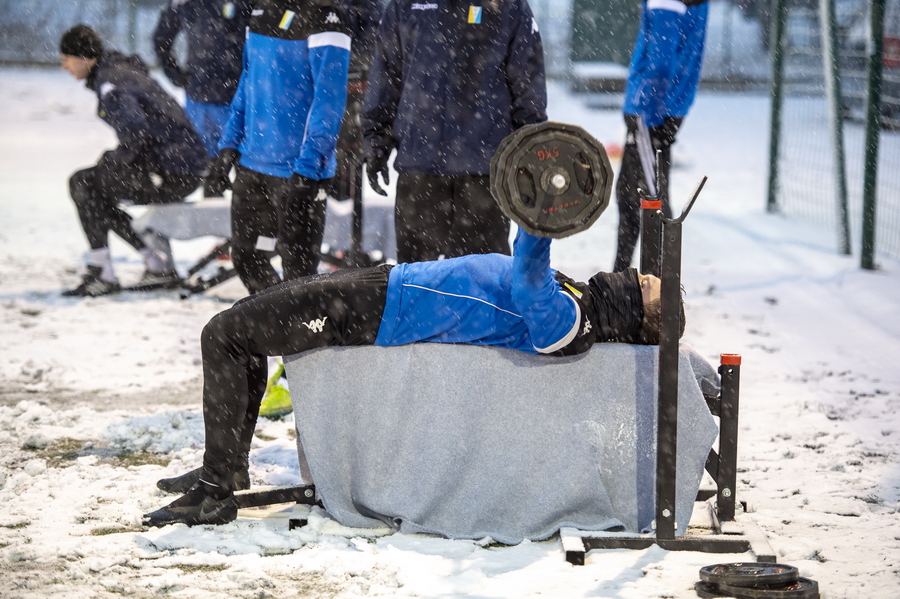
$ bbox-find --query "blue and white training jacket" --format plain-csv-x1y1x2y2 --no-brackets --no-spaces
375,231,587,355
623,0,708,129
219,0,351,179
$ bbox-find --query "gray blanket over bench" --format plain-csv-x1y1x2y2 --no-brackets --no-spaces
284,343,719,544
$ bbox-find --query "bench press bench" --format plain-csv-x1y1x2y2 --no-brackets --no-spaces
230,123,773,562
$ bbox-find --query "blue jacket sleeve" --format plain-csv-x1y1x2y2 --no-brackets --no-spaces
360,3,401,158
510,230,580,353
626,5,685,128
506,0,547,130
292,33,351,179
152,2,187,87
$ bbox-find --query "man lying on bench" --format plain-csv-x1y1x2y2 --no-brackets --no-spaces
143,229,682,527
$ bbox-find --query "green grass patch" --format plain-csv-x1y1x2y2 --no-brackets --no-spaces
171,564,230,573
32,438,84,469
111,451,171,468
90,525,144,536
28,437,171,470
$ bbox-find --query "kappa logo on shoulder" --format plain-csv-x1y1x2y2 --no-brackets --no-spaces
582,319,592,336
303,316,329,333
99,82,116,98
325,11,340,24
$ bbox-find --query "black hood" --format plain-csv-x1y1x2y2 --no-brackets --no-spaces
587,267,644,344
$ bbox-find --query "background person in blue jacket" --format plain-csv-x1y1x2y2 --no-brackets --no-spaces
361,0,547,263
144,228,668,527
206,0,352,293
612,0,708,272
153,0,251,197
59,25,207,297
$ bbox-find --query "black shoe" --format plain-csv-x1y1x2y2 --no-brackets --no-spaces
62,266,120,297
137,268,181,289
157,466,251,494
142,483,237,527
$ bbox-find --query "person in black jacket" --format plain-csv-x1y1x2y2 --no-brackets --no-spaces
153,0,251,197
361,0,547,263
60,25,206,297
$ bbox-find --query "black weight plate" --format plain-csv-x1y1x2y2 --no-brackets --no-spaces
695,581,730,598
718,577,819,599
496,125,610,237
490,121,612,238
700,563,799,588
490,124,519,189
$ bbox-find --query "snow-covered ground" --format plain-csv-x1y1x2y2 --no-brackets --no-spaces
1,66,899,598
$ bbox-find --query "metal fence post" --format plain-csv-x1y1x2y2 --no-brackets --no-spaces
819,0,852,255
767,0,790,213
861,0,886,270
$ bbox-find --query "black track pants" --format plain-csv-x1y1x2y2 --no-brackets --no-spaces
69,160,199,250
613,115,682,272
230,165,328,293
198,264,392,490
395,172,510,263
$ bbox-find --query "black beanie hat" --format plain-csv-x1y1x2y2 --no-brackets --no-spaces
587,267,644,344
60,25,103,59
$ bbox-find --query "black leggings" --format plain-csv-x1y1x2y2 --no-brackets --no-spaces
198,264,392,489
613,115,682,272
69,160,199,250
230,165,328,293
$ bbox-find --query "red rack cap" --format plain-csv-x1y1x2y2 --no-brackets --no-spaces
641,199,662,210
720,354,742,365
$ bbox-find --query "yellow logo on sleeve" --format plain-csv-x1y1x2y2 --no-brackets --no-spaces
563,283,583,298
467,6,482,23
279,10,296,30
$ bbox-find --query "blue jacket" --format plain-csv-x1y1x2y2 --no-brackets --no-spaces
623,0,708,129
375,231,588,355
87,51,206,176
361,0,547,176
219,0,352,179
153,0,251,106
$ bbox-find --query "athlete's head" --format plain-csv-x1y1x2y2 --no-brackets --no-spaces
59,24,103,80
588,268,684,345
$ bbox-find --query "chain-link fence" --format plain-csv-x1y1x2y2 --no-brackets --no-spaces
768,0,900,264
0,0,167,65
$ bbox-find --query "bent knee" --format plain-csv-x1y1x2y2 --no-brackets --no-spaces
69,168,95,203
201,311,238,352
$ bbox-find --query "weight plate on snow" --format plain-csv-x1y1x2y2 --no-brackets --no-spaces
718,577,820,599
699,563,800,588
490,121,613,238
695,581,730,598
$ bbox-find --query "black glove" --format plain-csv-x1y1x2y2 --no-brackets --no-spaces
205,148,239,197
650,117,683,150
364,148,390,197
